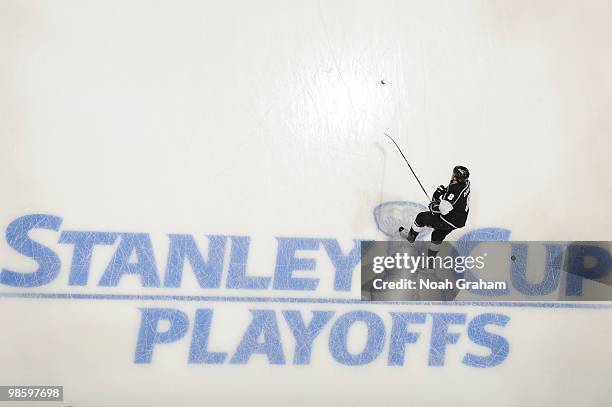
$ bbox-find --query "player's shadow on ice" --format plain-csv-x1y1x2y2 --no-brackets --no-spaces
373,201,432,241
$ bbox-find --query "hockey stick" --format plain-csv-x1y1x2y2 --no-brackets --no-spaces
383,133,431,201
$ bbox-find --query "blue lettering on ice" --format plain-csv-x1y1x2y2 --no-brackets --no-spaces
189,309,227,364
226,236,270,289
321,239,361,291
164,235,226,288
230,310,285,364
133,309,511,367
0,214,63,287
5,212,605,302
59,231,118,285
273,238,320,290
429,313,467,366
134,308,189,364
510,244,564,296
283,310,334,364
328,311,385,365
99,233,160,287
456,228,511,296
388,312,427,366
565,244,611,296
463,313,510,367
272,238,361,291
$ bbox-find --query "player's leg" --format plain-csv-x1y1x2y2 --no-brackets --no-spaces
428,229,451,257
399,211,437,244
428,228,461,300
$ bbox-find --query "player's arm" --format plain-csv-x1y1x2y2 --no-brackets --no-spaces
438,182,469,215
430,185,451,214
429,201,441,214
432,185,446,202
431,199,453,215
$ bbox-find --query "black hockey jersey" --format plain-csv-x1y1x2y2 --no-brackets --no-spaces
432,180,470,229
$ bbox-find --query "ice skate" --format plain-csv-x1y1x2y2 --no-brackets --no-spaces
398,226,417,245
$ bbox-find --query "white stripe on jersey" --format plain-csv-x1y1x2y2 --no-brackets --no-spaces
440,215,459,229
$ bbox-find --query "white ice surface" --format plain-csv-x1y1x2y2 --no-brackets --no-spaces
0,1,611,406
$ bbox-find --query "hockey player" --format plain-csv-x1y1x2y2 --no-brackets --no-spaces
399,165,470,257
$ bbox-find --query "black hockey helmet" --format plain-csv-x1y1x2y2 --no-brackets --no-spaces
453,165,470,181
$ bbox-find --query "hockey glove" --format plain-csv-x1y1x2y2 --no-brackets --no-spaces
432,185,446,201
429,201,440,213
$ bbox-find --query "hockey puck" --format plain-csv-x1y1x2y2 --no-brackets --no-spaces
381,79,386,84
510,255,516,261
